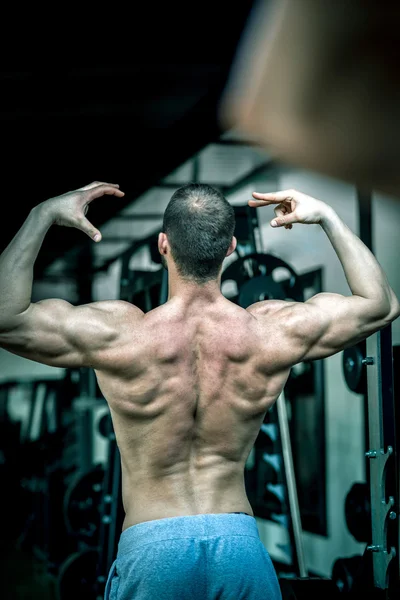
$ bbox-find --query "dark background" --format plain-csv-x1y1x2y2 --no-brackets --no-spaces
0,3,255,276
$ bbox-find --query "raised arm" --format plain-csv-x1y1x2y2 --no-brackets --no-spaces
247,189,400,363
0,182,143,369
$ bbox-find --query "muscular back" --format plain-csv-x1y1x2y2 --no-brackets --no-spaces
1,183,398,530
94,298,291,529
3,277,393,528
5,264,391,529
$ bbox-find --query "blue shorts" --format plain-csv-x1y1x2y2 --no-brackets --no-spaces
104,512,282,600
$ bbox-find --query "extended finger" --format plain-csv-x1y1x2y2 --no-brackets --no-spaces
251,190,295,204
79,181,120,191
85,184,125,203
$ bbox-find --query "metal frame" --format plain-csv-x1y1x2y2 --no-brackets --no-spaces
357,189,399,590
365,330,399,589
276,390,307,577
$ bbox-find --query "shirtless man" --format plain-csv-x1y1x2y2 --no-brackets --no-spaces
0,182,398,600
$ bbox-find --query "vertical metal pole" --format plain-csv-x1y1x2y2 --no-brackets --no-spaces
357,189,372,483
276,391,307,577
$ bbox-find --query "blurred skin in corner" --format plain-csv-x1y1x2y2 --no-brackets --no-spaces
219,0,400,198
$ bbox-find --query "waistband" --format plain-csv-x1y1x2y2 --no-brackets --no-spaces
118,512,258,556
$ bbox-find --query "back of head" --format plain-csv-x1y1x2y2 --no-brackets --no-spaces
162,183,235,284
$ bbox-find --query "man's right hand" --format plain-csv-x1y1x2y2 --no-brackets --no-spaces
249,189,330,229
39,181,124,242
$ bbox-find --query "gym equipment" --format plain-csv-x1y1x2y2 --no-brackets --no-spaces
93,412,125,598
344,482,371,543
347,191,399,593
221,252,304,308
56,549,98,600
364,328,398,589
330,546,382,598
119,230,167,308
279,577,340,599
0,382,24,540
276,390,307,577
342,341,368,394
57,411,123,599
98,411,114,439
71,394,109,477
63,464,105,544
15,378,75,568
331,555,363,595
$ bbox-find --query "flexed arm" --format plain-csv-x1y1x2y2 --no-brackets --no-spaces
0,181,123,322
0,182,143,369
248,189,400,361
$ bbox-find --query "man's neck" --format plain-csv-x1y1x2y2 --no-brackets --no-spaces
167,276,222,304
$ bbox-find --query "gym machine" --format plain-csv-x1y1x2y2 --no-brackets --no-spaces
56,410,123,600
14,376,78,570
337,191,400,597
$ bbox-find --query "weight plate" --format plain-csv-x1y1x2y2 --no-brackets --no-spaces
332,555,363,594
345,482,371,543
222,253,304,307
98,412,113,439
342,344,367,394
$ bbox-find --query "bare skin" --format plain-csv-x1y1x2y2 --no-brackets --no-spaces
0,183,398,531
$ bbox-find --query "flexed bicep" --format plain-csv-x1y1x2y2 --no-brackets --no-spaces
294,293,397,362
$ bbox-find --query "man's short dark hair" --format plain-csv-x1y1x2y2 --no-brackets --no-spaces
162,183,235,283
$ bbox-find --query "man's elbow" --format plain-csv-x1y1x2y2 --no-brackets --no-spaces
384,293,400,325
391,300,400,321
